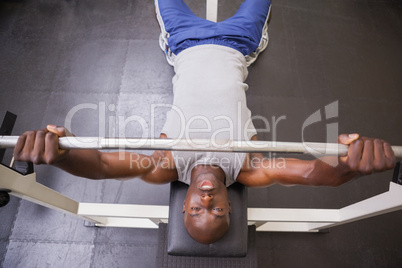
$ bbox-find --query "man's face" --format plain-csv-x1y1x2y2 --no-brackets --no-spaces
182,173,232,244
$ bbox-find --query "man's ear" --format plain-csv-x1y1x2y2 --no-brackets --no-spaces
228,200,232,214
182,200,186,213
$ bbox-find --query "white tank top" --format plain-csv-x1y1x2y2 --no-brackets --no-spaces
161,45,256,186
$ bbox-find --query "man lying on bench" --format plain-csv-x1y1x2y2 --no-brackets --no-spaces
13,0,395,244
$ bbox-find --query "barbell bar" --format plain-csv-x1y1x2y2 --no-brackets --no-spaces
0,136,401,157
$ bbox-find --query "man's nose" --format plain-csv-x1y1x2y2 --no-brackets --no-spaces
200,194,213,205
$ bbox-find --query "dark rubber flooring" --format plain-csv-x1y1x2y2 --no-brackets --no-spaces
1,0,402,267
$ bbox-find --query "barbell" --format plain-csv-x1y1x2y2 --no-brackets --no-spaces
1,136,401,157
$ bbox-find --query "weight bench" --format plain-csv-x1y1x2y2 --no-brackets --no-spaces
167,181,249,257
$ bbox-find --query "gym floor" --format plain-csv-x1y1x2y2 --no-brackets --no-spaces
1,0,401,267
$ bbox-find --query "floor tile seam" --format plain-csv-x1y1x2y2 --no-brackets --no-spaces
7,239,100,249
8,239,95,246
92,179,105,263
0,198,22,267
89,233,97,268
99,180,106,208
0,240,8,267
93,241,157,248
116,39,130,100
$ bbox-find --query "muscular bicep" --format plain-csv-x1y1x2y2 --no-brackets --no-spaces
238,156,315,187
100,151,155,179
237,135,316,187
101,150,178,184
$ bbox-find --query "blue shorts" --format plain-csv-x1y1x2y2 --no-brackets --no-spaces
155,0,272,56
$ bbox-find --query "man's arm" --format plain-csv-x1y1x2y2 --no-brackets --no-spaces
237,134,396,187
13,125,177,184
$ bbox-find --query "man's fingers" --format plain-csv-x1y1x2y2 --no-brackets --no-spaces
338,133,359,145
44,132,62,164
339,134,360,165
372,139,386,171
345,139,364,171
12,127,69,165
22,131,36,156
383,142,396,169
47,125,69,137
359,139,374,174
344,138,396,175
14,131,36,162
32,130,46,164
14,134,27,159
339,134,395,176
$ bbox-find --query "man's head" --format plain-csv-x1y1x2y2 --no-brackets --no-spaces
182,171,231,244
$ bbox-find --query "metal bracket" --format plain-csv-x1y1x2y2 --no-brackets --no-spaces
0,190,10,208
392,161,402,185
0,111,17,163
0,111,17,208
